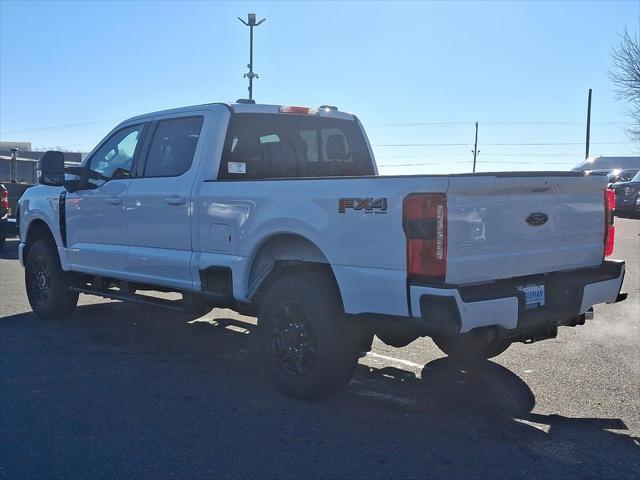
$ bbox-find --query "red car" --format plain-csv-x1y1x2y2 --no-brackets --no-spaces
0,183,8,250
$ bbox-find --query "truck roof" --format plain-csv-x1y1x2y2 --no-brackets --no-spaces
123,101,356,125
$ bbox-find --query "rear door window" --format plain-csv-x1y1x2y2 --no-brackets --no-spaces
143,116,204,177
219,114,374,179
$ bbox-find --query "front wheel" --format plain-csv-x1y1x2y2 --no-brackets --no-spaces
257,273,359,400
25,239,79,319
433,329,511,361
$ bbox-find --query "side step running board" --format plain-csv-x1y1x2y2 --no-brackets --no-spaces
70,286,188,311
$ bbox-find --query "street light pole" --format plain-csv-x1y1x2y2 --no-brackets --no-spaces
238,13,266,100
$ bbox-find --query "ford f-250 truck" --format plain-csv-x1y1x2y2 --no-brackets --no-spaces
18,101,626,399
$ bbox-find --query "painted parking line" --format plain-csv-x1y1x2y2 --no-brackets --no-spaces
366,351,424,369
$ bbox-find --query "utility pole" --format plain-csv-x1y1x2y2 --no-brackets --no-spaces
472,122,479,173
238,13,266,100
9,148,18,183
585,88,592,160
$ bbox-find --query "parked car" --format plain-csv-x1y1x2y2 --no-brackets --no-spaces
607,168,639,188
573,156,640,172
0,182,26,250
612,170,640,218
17,101,626,399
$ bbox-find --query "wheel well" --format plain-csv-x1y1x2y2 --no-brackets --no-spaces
252,261,343,313
247,234,343,310
24,219,55,260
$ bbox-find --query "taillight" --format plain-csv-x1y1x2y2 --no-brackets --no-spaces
403,193,447,280
0,189,8,210
604,188,615,257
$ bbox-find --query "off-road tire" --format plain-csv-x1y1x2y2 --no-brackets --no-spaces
257,273,359,400
433,329,511,361
25,239,79,318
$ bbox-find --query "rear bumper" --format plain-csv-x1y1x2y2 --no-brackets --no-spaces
410,260,625,335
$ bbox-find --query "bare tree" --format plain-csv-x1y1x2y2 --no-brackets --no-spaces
609,28,640,142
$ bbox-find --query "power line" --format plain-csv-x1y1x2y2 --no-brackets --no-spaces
378,161,470,167
384,153,590,158
381,120,632,127
3,118,634,135
374,143,470,147
486,153,589,157
1,118,123,135
373,142,633,147
378,160,576,168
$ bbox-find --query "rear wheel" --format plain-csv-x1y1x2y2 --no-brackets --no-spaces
25,239,78,318
257,273,359,400
433,329,510,361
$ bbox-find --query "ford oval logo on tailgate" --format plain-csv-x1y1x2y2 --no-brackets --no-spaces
525,212,549,226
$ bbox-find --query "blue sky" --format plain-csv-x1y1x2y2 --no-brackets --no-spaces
1,0,638,174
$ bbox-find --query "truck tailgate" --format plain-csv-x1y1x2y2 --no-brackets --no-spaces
446,174,606,285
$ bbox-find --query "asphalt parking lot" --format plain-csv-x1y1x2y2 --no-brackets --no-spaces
1,219,639,479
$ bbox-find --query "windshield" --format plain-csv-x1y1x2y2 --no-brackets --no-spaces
219,113,375,179
632,171,640,182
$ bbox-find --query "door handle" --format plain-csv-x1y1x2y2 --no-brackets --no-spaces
105,198,122,205
164,196,187,205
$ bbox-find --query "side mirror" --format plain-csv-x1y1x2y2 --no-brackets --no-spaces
39,151,65,186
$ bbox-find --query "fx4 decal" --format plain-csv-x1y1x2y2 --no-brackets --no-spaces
339,198,388,214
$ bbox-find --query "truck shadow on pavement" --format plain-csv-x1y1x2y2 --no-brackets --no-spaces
1,302,638,479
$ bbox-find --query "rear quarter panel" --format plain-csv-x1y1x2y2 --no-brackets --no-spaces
195,176,449,316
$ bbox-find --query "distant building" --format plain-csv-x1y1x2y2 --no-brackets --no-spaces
0,140,81,184
572,156,640,172
0,141,32,151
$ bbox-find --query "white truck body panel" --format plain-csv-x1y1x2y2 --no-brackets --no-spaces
66,178,130,275
195,175,448,316
446,175,606,284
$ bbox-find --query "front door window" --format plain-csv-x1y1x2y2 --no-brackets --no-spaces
88,125,144,185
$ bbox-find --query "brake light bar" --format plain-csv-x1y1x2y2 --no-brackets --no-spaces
604,188,615,257
403,193,447,280
279,105,318,114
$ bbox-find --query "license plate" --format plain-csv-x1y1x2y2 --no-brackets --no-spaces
519,284,545,309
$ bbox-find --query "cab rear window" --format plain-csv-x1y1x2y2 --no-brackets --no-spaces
218,113,374,179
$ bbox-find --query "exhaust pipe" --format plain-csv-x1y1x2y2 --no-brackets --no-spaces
585,308,594,321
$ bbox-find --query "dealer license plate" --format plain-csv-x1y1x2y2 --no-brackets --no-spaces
519,284,545,309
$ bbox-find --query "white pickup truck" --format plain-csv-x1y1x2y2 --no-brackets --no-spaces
18,101,626,399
